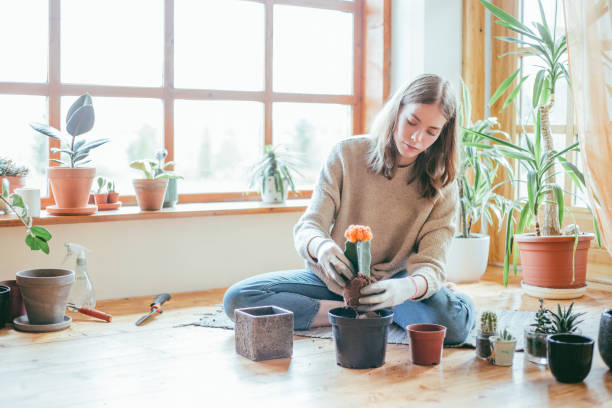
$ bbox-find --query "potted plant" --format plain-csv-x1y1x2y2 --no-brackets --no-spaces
328,224,394,369
476,310,497,360
93,176,107,205
1,179,73,331
449,82,510,283
490,328,517,366
248,144,302,204
130,157,182,211
478,0,602,297
30,93,109,215
107,180,119,204
153,149,179,208
524,298,585,365
0,157,29,214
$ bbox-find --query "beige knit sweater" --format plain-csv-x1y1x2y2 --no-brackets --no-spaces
293,136,458,300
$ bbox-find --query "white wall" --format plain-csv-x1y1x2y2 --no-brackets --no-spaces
0,213,304,300
391,0,463,94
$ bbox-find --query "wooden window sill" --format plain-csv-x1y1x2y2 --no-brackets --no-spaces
0,199,309,228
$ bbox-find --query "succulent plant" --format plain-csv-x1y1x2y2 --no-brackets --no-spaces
499,327,515,341
95,176,106,194
530,298,553,334
30,93,109,168
0,157,29,177
549,302,585,334
480,311,497,334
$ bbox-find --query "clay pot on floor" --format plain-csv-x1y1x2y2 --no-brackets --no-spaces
48,167,96,208
0,279,26,321
598,309,612,370
16,268,75,325
0,175,26,213
406,324,447,365
133,178,169,211
515,233,594,292
329,307,393,369
548,334,594,383
234,306,294,361
489,335,517,366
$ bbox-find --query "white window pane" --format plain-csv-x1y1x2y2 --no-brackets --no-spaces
522,0,564,31
274,5,353,94
0,96,48,193
61,0,163,86
0,1,47,82
174,100,263,193
61,97,163,195
175,0,264,91
273,103,352,187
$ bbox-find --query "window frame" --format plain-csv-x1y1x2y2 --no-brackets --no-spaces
0,0,369,207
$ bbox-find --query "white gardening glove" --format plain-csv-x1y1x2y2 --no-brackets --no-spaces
356,277,417,311
315,239,355,289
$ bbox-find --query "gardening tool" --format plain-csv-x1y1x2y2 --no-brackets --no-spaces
135,293,171,326
66,302,112,322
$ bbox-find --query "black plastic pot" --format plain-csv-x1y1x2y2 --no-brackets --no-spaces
328,307,393,369
548,334,594,383
599,309,612,370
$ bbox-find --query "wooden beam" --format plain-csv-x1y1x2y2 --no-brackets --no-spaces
462,0,486,121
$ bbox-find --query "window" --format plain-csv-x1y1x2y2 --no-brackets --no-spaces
0,0,362,203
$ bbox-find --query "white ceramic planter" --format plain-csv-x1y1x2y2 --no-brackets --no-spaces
490,336,517,366
445,233,490,283
261,176,288,203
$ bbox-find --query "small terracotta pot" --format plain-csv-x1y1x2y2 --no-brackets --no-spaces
133,179,169,211
88,193,95,204
515,234,594,289
107,192,119,204
406,323,447,365
48,167,96,208
93,193,108,205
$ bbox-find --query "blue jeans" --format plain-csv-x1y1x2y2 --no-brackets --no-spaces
223,269,476,345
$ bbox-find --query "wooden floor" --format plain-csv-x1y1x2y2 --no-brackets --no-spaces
1,266,611,407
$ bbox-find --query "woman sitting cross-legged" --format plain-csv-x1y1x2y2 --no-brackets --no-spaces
224,74,475,345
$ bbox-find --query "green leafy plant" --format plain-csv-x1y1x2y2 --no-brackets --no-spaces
95,176,106,194
499,327,515,341
457,81,511,238
30,93,109,168
530,298,553,334
0,157,29,177
130,149,182,180
480,310,498,334
0,179,52,254
549,302,585,334
480,0,568,236
248,144,302,198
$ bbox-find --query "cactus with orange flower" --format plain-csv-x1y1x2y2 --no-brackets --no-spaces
343,225,376,307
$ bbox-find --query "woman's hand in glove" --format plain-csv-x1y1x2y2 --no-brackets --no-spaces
315,239,355,289
356,277,417,311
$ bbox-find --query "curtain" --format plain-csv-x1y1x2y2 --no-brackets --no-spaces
564,0,612,257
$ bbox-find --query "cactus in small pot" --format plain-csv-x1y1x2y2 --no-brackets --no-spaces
106,180,119,203
476,310,498,360
342,225,376,307
490,327,517,366
93,176,108,205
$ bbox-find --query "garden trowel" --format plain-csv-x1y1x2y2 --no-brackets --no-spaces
135,293,171,326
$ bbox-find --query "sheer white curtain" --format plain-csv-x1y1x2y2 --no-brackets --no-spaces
564,0,612,257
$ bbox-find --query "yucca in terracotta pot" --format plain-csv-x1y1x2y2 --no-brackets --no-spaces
30,93,109,210
130,150,182,211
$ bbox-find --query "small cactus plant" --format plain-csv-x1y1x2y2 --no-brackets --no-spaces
480,311,497,334
343,225,375,307
499,327,515,341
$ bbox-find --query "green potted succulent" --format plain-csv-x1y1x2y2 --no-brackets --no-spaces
449,82,510,283
476,310,497,360
30,93,109,214
248,144,302,204
0,157,29,213
478,0,601,296
107,180,119,204
130,155,182,211
489,328,517,366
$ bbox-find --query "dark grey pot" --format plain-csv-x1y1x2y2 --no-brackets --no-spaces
599,309,612,370
16,268,75,325
548,334,594,383
163,178,178,208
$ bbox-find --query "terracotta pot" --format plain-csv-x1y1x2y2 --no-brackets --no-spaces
133,179,169,211
406,323,447,365
515,234,595,289
107,192,119,204
0,176,26,212
16,268,75,325
93,193,108,205
48,167,96,208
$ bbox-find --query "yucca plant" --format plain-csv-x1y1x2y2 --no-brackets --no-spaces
549,302,585,334
248,144,302,199
481,0,569,236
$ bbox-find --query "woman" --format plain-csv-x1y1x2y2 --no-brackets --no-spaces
224,74,475,345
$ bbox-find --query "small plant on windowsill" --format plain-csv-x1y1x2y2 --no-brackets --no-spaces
107,180,119,204
130,152,182,211
0,179,52,254
248,144,303,204
0,157,29,214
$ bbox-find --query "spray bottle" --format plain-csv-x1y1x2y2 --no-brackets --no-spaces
64,242,96,309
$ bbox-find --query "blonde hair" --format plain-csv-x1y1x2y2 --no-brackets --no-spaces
367,74,458,199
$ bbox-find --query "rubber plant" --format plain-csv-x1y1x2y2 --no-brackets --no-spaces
0,179,52,254
342,225,375,307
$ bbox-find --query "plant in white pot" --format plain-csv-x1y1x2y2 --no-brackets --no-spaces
1,179,74,332
130,157,182,211
248,144,302,204
447,82,509,283
30,93,109,215
478,0,602,298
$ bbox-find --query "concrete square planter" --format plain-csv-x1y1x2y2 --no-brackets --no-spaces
235,305,293,361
